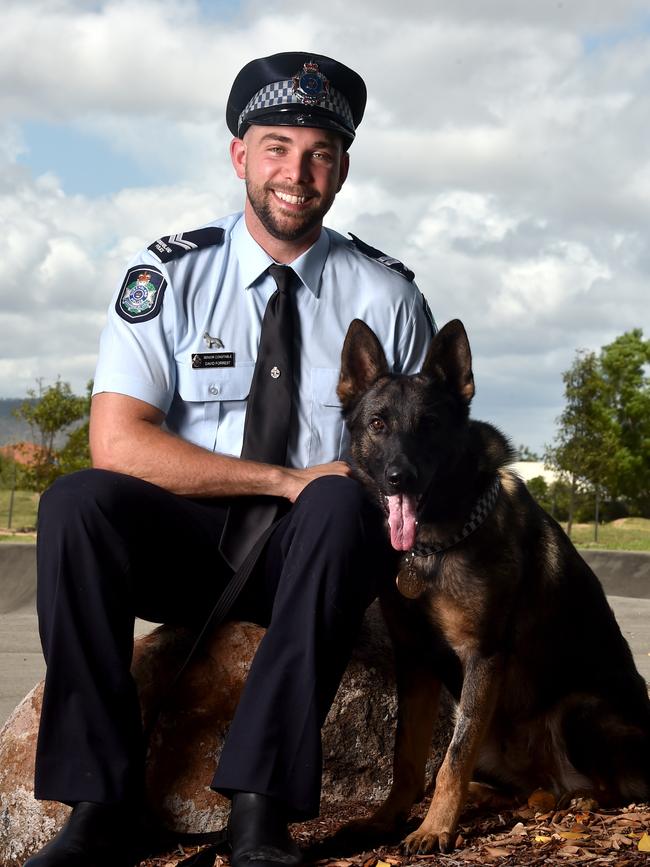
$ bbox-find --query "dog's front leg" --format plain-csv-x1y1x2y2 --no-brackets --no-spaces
403,652,501,854
341,659,441,839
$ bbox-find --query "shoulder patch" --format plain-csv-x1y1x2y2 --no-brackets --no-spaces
116,266,167,324
348,233,415,282
148,227,225,263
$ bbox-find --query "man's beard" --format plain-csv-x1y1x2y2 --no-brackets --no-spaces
245,179,334,242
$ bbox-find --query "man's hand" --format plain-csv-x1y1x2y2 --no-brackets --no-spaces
275,461,351,503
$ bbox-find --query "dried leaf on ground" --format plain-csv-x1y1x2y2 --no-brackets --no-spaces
638,832,650,852
138,799,650,867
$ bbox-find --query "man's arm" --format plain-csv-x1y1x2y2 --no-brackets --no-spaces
89,392,349,503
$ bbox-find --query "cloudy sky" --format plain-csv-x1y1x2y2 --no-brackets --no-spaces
1,0,648,453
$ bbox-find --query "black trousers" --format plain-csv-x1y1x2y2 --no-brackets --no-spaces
34,468,395,819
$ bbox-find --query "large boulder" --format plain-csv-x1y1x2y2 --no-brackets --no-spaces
0,604,452,866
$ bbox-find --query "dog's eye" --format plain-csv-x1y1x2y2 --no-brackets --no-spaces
369,417,385,432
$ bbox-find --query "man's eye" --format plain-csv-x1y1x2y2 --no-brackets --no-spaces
369,418,385,432
313,151,333,162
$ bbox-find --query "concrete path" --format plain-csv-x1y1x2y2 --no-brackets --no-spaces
1,546,649,728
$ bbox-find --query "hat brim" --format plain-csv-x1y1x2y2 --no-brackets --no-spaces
239,106,355,145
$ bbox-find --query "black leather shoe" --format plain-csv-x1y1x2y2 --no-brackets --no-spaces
228,792,302,867
23,801,141,866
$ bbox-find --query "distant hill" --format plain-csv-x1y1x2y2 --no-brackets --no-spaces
0,399,34,446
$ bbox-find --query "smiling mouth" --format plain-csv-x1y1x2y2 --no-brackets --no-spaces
272,189,314,206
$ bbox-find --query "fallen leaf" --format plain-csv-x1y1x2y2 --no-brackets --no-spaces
557,829,590,840
528,788,556,812
534,835,553,843
639,832,650,852
484,847,512,857
611,832,635,847
511,821,527,836
514,807,536,820
558,844,582,856
456,851,484,862
376,861,391,867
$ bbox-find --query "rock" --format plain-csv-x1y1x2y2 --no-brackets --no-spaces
0,683,70,867
0,603,452,866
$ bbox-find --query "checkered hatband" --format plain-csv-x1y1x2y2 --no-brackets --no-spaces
238,77,354,133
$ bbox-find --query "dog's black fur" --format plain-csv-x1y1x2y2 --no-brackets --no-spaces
337,318,650,854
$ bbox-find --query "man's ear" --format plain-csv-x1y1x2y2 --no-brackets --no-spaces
336,151,350,193
230,137,247,180
337,319,389,407
421,319,475,404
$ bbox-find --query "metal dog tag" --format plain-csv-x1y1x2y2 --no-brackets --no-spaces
396,564,426,599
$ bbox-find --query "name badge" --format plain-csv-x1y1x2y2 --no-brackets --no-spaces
192,352,235,369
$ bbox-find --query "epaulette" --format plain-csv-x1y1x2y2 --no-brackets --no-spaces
348,233,415,282
148,227,225,263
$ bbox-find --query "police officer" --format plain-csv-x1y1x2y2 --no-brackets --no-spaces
26,52,435,867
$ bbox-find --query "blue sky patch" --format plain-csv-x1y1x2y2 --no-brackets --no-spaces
17,120,154,196
582,11,650,54
196,0,242,21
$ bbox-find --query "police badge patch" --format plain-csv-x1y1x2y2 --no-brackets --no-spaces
116,266,167,323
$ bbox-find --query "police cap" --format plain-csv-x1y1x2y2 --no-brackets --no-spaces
227,51,366,147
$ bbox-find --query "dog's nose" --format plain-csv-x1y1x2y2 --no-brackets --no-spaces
386,465,416,491
386,468,402,489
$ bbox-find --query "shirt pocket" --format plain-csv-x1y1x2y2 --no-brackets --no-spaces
174,362,255,455
308,367,348,464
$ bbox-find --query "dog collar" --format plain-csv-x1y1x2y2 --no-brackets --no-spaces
406,474,501,562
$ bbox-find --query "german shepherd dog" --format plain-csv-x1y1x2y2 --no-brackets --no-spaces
337,318,650,854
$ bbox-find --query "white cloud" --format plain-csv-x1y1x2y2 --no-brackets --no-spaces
0,0,649,453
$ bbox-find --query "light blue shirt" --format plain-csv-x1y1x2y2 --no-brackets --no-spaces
93,213,435,467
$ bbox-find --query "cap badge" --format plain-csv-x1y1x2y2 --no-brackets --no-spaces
292,62,329,106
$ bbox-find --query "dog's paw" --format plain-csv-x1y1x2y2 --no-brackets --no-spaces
402,825,457,855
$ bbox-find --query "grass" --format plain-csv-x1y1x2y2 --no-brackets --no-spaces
568,517,650,551
0,488,649,551
0,488,38,542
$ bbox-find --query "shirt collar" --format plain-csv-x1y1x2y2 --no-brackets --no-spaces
231,214,330,299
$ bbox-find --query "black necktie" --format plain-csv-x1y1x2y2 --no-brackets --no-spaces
219,264,295,571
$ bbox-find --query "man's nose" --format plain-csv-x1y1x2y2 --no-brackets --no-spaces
284,152,312,184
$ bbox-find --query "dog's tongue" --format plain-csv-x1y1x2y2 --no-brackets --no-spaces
387,494,418,551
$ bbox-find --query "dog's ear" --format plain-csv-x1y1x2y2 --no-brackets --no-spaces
338,319,389,406
422,319,475,403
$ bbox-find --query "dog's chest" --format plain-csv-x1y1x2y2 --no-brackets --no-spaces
425,593,480,657
413,557,485,657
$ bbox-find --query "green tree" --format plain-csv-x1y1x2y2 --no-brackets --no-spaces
599,329,650,514
545,349,618,538
57,382,92,476
14,379,90,492
526,475,551,511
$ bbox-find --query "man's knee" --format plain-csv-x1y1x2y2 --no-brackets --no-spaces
39,468,123,530
289,474,390,575
293,474,367,527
